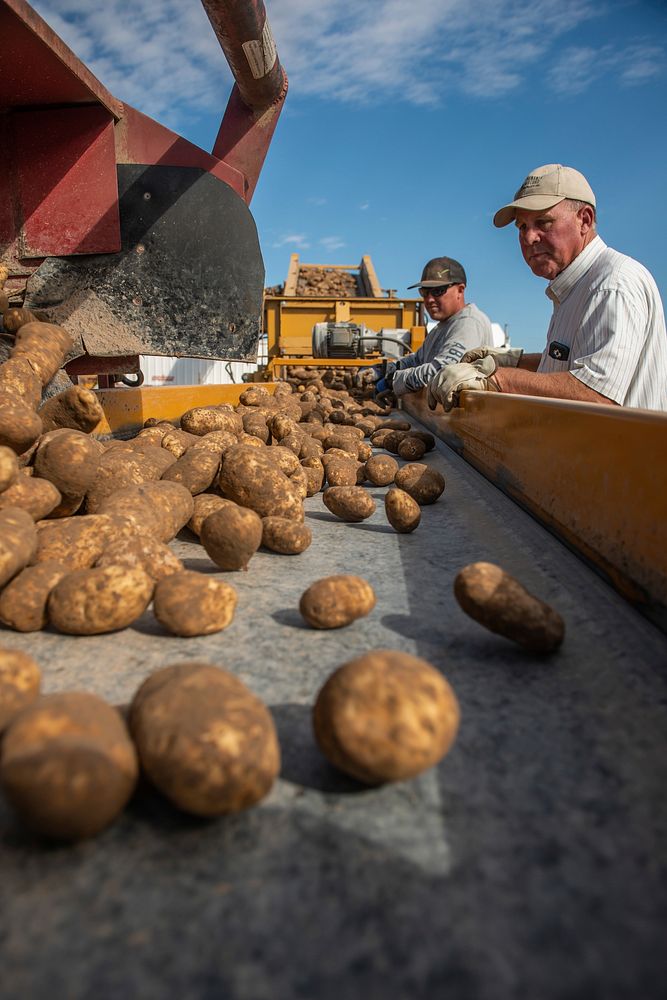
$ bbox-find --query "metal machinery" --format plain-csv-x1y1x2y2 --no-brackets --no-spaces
2,2,667,996
0,0,287,384
258,253,427,379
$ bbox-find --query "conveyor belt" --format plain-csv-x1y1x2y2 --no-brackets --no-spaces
1,421,667,1000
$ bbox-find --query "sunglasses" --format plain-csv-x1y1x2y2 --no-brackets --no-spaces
419,284,453,298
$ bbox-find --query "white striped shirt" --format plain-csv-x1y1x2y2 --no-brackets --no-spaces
538,236,667,411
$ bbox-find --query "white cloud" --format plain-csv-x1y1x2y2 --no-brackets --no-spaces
359,203,370,211
28,0,665,129
319,236,345,251
272,233,310,249
548,41,665,95
307,197,328,206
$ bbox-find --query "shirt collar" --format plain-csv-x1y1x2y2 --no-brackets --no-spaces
546,235,606,305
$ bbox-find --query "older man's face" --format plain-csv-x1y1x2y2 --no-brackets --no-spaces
515,201,592,280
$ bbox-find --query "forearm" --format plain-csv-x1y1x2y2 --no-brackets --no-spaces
493,368,618,405
517,353,542,372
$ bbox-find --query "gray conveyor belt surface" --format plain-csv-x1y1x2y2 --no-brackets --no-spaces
1,422,667,1000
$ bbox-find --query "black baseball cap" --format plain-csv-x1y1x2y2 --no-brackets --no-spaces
407,256,467,288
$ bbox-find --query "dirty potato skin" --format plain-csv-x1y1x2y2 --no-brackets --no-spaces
394,463,445,505
0,648,41,731
299,575,376,629
200,504,263,571
0,445,19,492
0,560,69,632
0,692,138,840
48,564,154,635
0,474,61,521
128,662,280,816
397,436,426,461
0,391,43,455
385,487,421,533
153,571,238,636
453,561,565,653
0,507,37,587
219,446,304,522
38,386,104,434
313,650,460,784
96,535,183,581
261,517,312,555
33,429,102,498
364,454,398,487
33,514,115,569
187,495,237,537
323,486,376,523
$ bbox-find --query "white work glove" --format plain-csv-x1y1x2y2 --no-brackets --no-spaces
460,346,523,367
427,356,500,412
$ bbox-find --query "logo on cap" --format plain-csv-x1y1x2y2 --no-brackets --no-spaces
548,341,570,361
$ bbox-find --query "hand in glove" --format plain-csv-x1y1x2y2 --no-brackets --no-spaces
374,376,396,409
460,346,523,367
427,356,500,412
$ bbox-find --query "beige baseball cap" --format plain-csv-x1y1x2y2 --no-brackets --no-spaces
493,164,596,228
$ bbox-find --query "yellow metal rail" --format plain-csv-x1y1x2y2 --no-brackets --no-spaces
403,389,667,624
92,383,275,437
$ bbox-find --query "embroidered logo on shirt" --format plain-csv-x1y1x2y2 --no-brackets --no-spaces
548,341,570,361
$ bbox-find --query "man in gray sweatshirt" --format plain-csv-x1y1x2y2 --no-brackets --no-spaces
372,256,494,404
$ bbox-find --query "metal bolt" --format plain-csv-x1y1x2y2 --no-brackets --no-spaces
143,192,151,200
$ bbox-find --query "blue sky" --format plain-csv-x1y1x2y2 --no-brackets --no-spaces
31,0,667,352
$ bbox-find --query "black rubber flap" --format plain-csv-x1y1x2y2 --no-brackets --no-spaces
25,164,264,361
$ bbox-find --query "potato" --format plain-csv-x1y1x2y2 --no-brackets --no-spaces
48,564,154,634
323,485,376,522
33,428,102,498
38,385,104,434
0,475,61,521
299,575,376,629
1,692,138,840
85,447,176,512
0,508,38,587
398,436,426,461
261,517,312,554
95,481,193,542
200,504,262,571
323,432,359,455
0,357,42,410
153,571,238,636
2,308,38,333
376,419,411,432
239,385,270,406
190,429,241,455
0,445,19,492
0,648,41,731
0,390,43,454
128,662,280,816
219,445,304,522
33,514,115,569
0,560,69,631
369,428,394,450
357,442,372,462
187,495,237,537
312,650,460,784
364,454,398,486
453,562,565,653
409,430,435,452
300,457,324,497
381,430,410,454
161,447,220,495
160,428,199,458
385,487,421,533
10,322,73,385
394,463,445,505
96,535,183,581
321,455,358,487
242,411,270,443
180,406,242,437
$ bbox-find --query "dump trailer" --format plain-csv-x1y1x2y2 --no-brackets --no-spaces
259,252,427,380
2,2,667,998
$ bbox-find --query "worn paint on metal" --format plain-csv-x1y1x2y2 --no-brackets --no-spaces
403,388,667,623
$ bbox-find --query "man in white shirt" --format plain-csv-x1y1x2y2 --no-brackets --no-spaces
427,164,667,412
